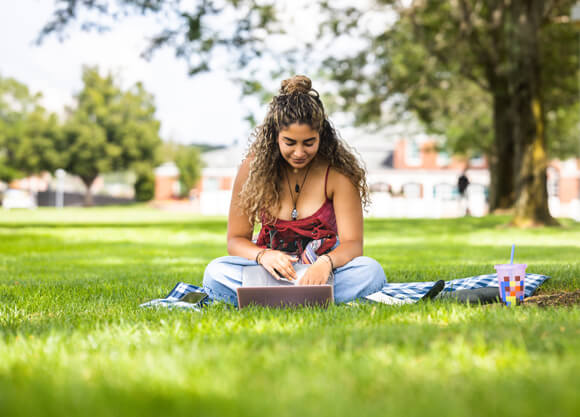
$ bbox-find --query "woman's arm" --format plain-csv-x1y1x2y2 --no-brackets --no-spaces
298,169,363,285
324,169,364,268
226,157,298,281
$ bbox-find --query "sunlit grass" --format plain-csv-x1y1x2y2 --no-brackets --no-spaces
0,207,578,417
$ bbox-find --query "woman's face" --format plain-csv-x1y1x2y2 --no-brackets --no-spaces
277,123,320,170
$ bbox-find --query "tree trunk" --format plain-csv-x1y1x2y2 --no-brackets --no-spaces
80,175,96,207
509,1,557,227
488,87,516,212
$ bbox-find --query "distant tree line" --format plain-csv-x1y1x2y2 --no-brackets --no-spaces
0,67,202,205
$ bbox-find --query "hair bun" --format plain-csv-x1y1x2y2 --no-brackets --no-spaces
280,75,312,94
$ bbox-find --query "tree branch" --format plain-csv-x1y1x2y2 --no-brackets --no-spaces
406,4,490,91
457,0,498,67
489,0,507,30
541,0,574,25
542,0,560,22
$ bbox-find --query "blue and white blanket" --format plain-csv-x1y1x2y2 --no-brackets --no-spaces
365,273,549,305
140,273,550,309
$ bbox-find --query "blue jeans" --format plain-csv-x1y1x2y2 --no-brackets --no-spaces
203,256,387,306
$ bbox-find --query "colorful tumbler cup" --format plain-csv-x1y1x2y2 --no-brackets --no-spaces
494,264,526,306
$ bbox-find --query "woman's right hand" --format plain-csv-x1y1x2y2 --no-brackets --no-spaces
259,250,298,281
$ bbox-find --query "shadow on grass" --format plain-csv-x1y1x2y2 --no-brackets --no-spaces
365,216,500,234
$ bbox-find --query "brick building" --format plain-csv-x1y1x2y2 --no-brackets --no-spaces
161,135,579,220
153,162,181,200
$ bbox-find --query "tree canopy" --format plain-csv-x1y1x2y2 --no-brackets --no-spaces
158,141,203,198
321,1,579,225
0,75,64,183
63,66,163,205
0,70,199,204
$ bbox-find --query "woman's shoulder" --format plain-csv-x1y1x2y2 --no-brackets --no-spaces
233,153,254,187
241,152,255,167
237,152,256,172
325,164,350,183
325,164,355,199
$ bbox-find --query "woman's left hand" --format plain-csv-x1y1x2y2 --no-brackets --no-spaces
297,259,332,286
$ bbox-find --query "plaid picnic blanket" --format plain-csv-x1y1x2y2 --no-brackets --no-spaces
140,282,208,310
367,273,550,305
140,273,550,309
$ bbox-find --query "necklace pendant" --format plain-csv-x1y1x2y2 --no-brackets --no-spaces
291,208,298,220
295,184,300,193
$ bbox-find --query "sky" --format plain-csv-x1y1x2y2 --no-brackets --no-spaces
0,0,263,146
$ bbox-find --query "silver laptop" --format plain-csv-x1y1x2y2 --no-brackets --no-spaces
237,264,334,309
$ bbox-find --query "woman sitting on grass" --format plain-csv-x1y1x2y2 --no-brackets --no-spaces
203,75,387,305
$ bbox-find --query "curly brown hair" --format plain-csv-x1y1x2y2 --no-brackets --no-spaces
239,75,370,224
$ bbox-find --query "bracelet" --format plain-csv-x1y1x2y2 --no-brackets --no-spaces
320,254,335,271
255,248,268,264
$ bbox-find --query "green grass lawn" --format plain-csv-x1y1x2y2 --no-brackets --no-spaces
0,207,579,417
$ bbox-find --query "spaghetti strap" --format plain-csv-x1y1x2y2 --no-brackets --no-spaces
324,164,331,200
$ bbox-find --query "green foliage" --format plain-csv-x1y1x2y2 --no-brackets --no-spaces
133,164,156,202
175,145,202,197
132,161,155,202
158,141,203,197
157,140,180,163
0,75,65,181
63,67,162,201
0,209,579,416
322,1,579,160
1,69,164,202
541,21,580,159
547,102,580,157
319,1,578,222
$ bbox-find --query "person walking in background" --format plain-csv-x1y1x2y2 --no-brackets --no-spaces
457,169,470,216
